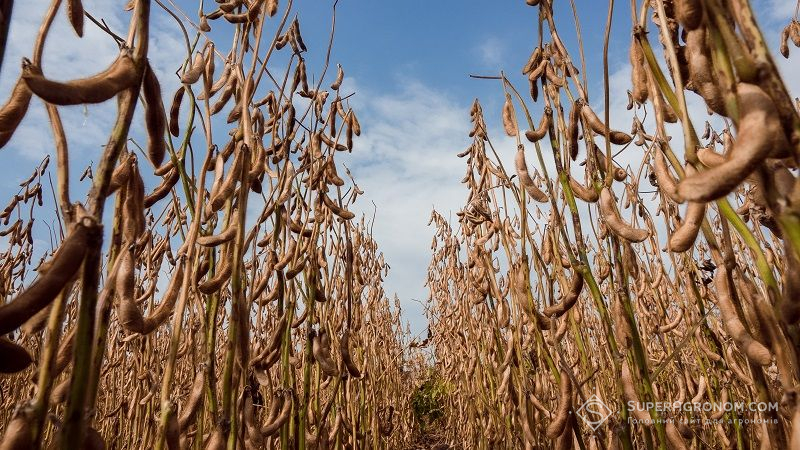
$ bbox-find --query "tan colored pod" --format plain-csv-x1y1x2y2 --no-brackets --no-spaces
545,369,573,438
22,51,138,105
675,0,703,30
0,218,96,334
714,268,772,366
0,68,38,148
543,271,584,317
524,107,551,143
502,95,518,137
629,39,648,103
0,406,33,450
678,83,788,202
598,187,649,242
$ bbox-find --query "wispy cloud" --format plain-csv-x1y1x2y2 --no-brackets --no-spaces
476,36,505,67
336,78,474,333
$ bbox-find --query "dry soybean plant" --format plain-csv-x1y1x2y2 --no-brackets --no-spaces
423,0,800,449
0,0,413,449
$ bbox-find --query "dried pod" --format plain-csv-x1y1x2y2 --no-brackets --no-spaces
543,271,584,317
169,86,184,137
502,95,518,137
22,51,138,105
675,0,703,30
582,106,632,145
178,368,205,429
685,29,726,116
261,391,292,437
340,329,362,378
0,69,37,148
598,188,649,242
678,83,788,202
567,99,582,160
142,61,167,167
545,369,573,438
0,338,33,373
630,39,648,103
0,219,96,334
570,176,599,203
141,261,185,334
67,0,85,37
524,107,551,143
714,268,772,366
181,51,205,85
668,194,705,253
514,145,548,203
0,407,33,450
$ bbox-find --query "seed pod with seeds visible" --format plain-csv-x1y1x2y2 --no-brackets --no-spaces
198,255,232,294
202,59,232,100
197,223,238,247
331,64,344,90
181,51,205,85
678,83,788,202
502,95,518,137
514,145,548,203
591,141,627,181
143,168,179,208
108,152,132,195
321,193,355,220
658,308,684,333
582,106,632,145
630,39,648,103
0,218,95,334
22,52,138,105
598,187,649,242
545,63,565,87
569,176,598,203
142,61,167,167
525,107,551,143
685,29,726,116
652,145,682,203
312,330,340,378
522,47,542,74
116,248,144,334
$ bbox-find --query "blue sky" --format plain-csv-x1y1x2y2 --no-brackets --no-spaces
0,0,797,336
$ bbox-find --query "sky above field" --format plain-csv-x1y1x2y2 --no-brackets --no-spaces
0,0,797,336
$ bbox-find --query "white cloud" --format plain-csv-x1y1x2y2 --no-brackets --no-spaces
337,78,473,334
476,36,505,67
